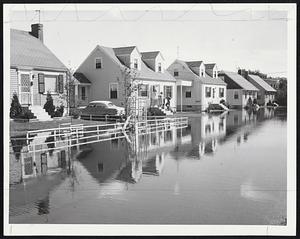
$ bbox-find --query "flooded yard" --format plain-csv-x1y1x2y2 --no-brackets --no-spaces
9,108,287,225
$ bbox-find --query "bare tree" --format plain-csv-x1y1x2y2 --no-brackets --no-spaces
117,66,141,118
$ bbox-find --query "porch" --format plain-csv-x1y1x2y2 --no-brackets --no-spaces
176,79,193,112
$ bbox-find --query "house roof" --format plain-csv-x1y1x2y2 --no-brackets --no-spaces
10,29,67,72
175,59,226,86
220,71,259,91
100,45,176,82
248,74,276,92
205,63,216,69
73,72,91,84
186,61,203,68
113,46,136,55
141,51,160,60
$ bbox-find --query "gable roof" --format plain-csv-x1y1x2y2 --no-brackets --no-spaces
73,72,91,84
248,74,276,92
141,51,163,60
186,61,203,68
220,71,258,91
113,46,136,55
175,59,226,86
100,46,175,82
10,29,67,72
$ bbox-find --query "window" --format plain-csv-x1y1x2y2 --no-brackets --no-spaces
158,63,162,72
138,84,149,97
109,83,118,99
164,86,173,98
200,69,205,77
44,75,57,93
234,91,239,99
57,75,64,94
38,73,45,93
81,87,86,100
95,58,102,69
134,58,138,69
174,69,179,77
205,87,211,97
212,88,215,98
185,91,191,98
219,88,224,98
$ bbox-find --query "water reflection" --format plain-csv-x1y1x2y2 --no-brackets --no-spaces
9,107,286,224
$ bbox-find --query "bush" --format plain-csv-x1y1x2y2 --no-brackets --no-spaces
10,93,22,118
253,98,258,105
20,108,36,119
43,91,55,117
53,105,64,117
69,108,80,119
147,107,166,116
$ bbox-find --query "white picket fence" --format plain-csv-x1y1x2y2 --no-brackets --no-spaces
25,117,188,153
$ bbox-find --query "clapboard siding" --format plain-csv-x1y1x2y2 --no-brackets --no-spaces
10,68,19,100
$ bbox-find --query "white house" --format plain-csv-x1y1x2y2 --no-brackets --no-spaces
74,45,177,114
167,60,227,112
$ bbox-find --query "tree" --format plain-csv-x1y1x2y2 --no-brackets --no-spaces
10,93,22,118
275,79,287,106
117,66,141,118
44,91,55,117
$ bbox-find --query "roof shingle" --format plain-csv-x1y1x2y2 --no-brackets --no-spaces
141,51,160,60
220,71,258,91
186,61,203,68
73,72,91,84
10,29,67,71
113,46,136,55
248,74,276,92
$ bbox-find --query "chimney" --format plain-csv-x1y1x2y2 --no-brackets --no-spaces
30,24,43,43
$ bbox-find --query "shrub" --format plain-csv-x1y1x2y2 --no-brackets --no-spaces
253,98,258,105
53,105,64,117
43,91,55,117
10,93,22,118
147,107,166,116
69,108,80,119
20,108,35,119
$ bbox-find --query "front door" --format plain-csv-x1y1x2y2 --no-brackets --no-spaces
20,73,31,105
150,85,159,107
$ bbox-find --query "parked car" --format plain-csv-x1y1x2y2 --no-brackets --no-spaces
80,101,125,120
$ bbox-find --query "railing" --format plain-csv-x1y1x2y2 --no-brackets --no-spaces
80,114,125,123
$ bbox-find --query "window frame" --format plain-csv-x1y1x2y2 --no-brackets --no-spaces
234,91,239,99
174,69,179,77
134,58,138,69
219,88,224,98
158,62,162,72
109,82,118,99
164,85,173,98
205,87,211,98
44,75,58,94
95,57,103,69
138,84,149,97
185,91,192,98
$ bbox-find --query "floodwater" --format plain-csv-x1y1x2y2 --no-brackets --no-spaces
9,108,287,225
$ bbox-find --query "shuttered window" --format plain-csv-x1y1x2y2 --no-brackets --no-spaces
38,73,45,93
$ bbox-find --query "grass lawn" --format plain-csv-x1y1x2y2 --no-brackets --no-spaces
10,118,107,137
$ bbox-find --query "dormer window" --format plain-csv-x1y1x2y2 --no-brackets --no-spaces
158,63,162,72
174,69,179,77
134,59,138,69
200,69,205,77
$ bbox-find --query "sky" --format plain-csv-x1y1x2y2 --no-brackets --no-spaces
6,4,289,77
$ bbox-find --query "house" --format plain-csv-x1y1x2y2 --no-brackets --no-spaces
218,71,259,108
73,45,177,114
264,78,281,90
246,74,276,105
10,24,68,120
167,60,227,112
